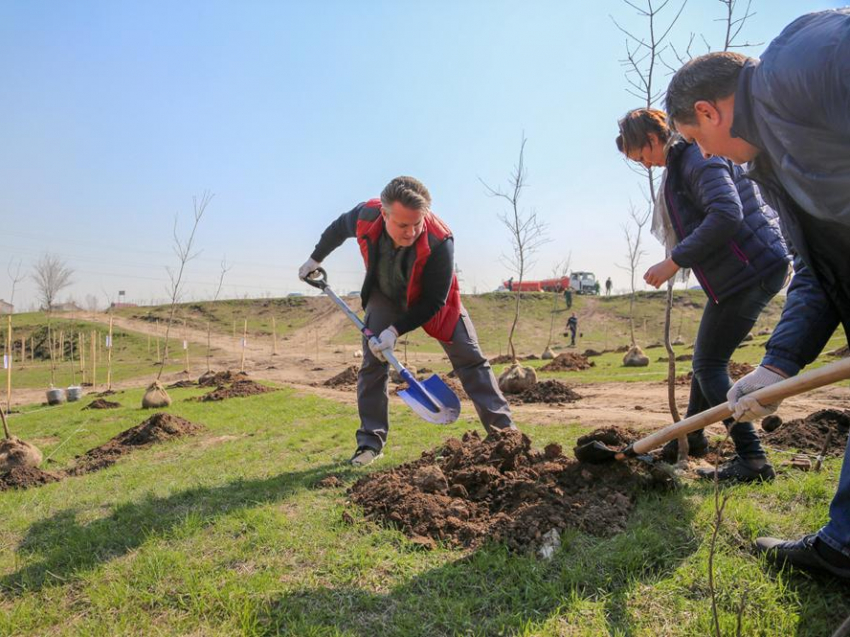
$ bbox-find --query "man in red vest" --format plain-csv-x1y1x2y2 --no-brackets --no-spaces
299,176,516,466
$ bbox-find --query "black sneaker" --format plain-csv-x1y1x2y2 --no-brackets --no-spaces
756,534,850,580
349,446,382,467
661,431,710,463
696,456,775,483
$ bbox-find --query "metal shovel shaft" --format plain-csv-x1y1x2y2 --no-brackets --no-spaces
302,268,460,424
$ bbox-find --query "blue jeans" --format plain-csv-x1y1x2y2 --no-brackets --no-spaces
687,265,787,460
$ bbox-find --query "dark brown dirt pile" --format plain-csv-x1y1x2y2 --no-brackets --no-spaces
198,380,276,402
69,413,204,475
540,353,595,372
674,360,755,385
762,409,850,457
198,370,250,387
84,399,121,410
727,361,755,380
509,380,582,404
0,466,63,491
168,380,197,389
349,428,671,551
324,365,359,388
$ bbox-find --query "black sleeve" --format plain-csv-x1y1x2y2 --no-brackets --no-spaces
393,238,454,336
310,204,362,262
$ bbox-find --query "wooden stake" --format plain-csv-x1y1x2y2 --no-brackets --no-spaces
240,319,247,372
272,317,277,356
183,319,189,374
79,332,87,385
106,315,114,390
30,336,34,363
91,329,97,390
6,315,12,412
206,321,212,373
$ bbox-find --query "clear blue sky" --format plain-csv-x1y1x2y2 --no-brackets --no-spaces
0,0,838,309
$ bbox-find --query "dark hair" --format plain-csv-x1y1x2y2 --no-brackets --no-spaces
380,176,432,211
665,51,751,126
615,108,671,155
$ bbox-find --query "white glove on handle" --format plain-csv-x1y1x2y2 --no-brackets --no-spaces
726,365,786,422
368,327,398,362
298,257,321,281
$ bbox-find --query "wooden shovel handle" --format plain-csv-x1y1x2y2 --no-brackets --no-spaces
632,357,850,455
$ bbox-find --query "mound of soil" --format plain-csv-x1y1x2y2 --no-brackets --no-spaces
324,365,359,388
509,380,581,404
540,352,594,372
315,475,343,489
575,425,642,449
199,380,276,402
167,380,197,389
673,360,755,386
0,466,63,491
349,428,672,551
84,398,121,410
489,354,515,365
582,349,602,357
96,389,117,397
198,370,249,388
762,409,850,457
69,413,204,475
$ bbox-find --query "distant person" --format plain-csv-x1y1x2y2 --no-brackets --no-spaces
605,277,613,296
665,9,850,578
565,313,578,347
563,287,573,309
299,176,516,466
616,107,789,481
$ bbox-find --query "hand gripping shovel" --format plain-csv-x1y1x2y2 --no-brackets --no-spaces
303,268,461,425
575,356,850,464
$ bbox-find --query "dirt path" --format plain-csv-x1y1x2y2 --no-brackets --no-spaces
11,311,849,440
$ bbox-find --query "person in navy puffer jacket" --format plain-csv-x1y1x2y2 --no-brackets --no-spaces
665,8,850,581
616,108,790,482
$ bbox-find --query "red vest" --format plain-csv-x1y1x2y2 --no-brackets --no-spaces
355,198,462,342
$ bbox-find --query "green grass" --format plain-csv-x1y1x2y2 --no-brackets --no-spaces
1,387,849,635
112,297,321,341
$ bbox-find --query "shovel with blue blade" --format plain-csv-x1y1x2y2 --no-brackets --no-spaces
303,268,461,425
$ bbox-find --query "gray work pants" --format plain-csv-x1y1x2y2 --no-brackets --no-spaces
356,290,515,451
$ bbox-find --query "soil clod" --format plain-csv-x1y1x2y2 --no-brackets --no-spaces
349,428,671,551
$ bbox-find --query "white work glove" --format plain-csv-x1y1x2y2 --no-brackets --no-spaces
298,257,321,281
368,327,398,362
726,365,786,422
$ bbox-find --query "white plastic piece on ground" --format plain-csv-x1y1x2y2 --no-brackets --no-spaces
537,528,561,560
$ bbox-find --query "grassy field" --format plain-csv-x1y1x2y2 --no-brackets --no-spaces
112,297,323,342
1,386,849,635
2,313,187,390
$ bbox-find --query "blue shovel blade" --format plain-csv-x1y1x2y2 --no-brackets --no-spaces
398,374,461,425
